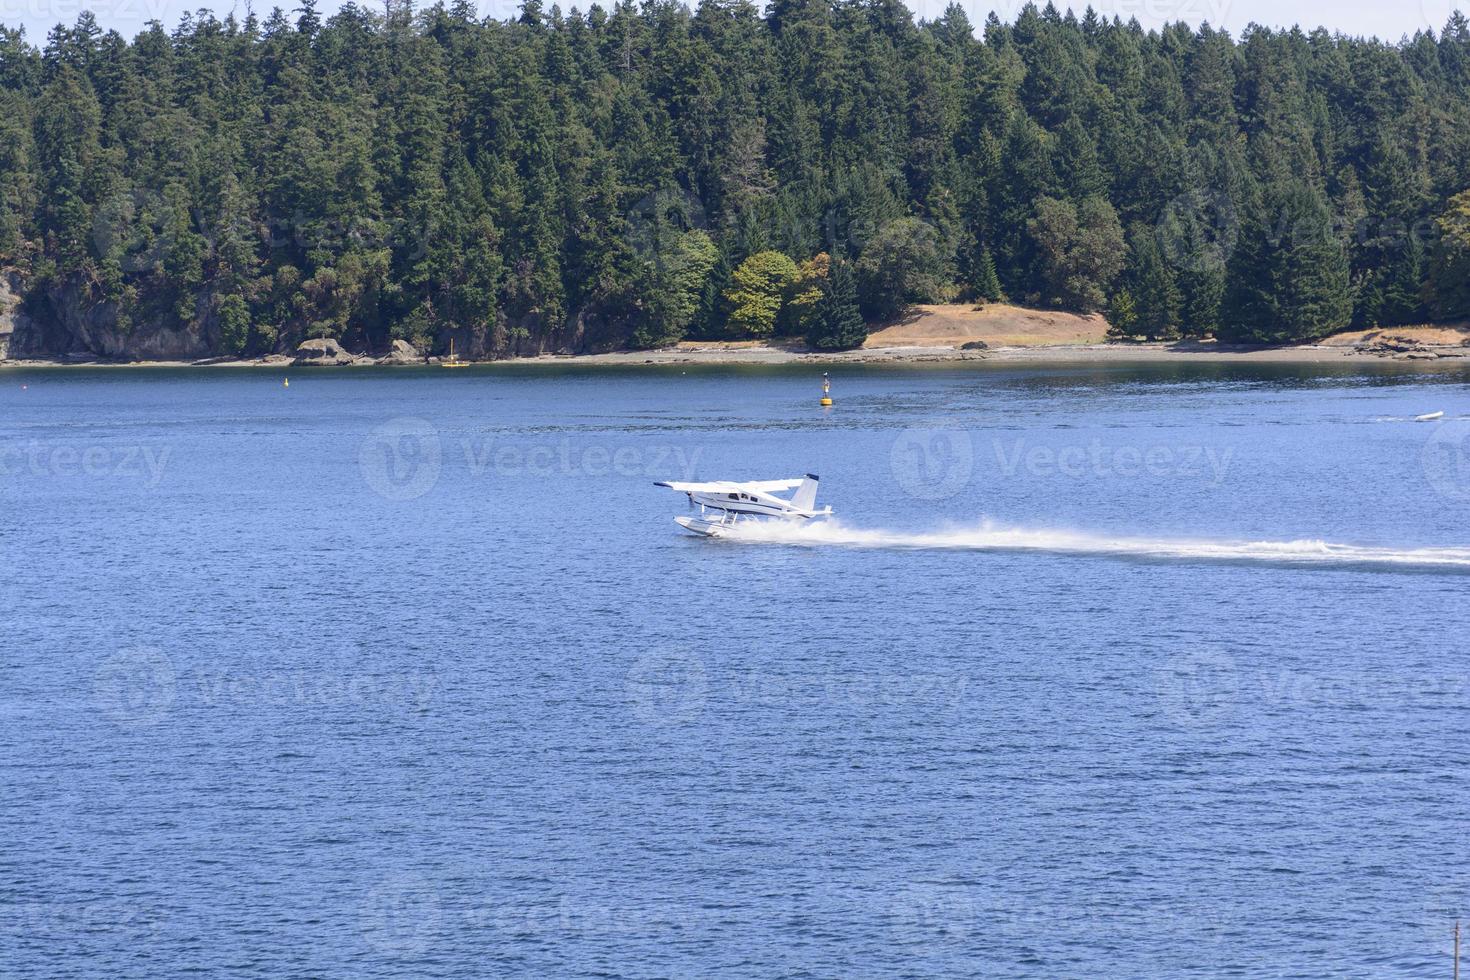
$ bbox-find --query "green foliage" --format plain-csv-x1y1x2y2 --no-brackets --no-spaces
1121,224,1181,340
1220,182,1353,343
1027,196,1125,312
0,92,36,259
805,258,868,351
782,253,829,338
1179,263,1225,338
973,248,1004,303
633,230,719,348
33,66,103,269
724,250,799,338
1426,190,1470,321
3,7,1470,356
216,293,250,355
1106,288,1139,339
855,217,953,321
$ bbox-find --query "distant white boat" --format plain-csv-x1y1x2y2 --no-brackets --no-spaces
1415,411,1445,421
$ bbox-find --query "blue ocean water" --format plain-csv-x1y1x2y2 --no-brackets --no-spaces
3,360,1469,977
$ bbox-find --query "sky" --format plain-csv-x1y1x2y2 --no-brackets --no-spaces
0,0,1463,48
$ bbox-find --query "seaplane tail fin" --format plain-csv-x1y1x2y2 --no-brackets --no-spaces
791,473,820,513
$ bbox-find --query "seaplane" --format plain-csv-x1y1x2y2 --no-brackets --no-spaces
654,474,832,537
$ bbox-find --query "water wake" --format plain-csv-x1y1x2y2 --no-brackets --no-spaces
718,518,1470,570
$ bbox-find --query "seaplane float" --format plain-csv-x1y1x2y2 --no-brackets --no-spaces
654,475,832,537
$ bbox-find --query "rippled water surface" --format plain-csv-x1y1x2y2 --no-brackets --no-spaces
4,360,1470,977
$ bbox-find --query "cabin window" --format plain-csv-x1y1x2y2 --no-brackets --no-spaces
728,493,738,500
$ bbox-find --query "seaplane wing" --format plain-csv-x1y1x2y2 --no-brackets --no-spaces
654,479,805,493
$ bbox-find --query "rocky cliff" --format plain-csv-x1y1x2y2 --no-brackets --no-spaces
0,271,31,360
0,270,223,361
0,268,633,362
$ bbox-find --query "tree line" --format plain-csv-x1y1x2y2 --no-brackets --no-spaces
2,1,1470,358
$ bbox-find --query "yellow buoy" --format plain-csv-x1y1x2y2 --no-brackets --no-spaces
283,377,289,388
820,372,832,406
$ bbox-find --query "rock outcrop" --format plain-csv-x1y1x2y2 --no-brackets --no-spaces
1354,334,1431,356
378,339,424,364
0,272,25,360
1351,332,1469,359
292,338,359,365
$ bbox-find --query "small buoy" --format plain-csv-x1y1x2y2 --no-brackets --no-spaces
820,372,832,406
283,377,289,388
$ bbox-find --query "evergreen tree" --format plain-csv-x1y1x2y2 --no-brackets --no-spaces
0,7,1465,357
1221,181,1353,343
973,246,1003,302
1124,224,1182,339
1426,189,1470,320
634,229,719,347
1106,287,1139,339
806,256,867,350
33,65,103,269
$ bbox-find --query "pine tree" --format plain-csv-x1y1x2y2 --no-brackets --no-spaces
0,7,1466,359
1106,287,1139,339
1221,181,1353,343
806,257,867,350
973,247,1003,302
1179,263,1224,337
1126,225,1181,340
1426,189,1470,321
33,66,103,269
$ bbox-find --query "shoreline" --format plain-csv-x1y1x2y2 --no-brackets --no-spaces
4,340,1469,369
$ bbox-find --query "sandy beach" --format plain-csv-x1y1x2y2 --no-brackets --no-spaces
6,340,1466,369
4,303,1468,368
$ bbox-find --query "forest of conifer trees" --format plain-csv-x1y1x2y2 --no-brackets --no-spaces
2,0,1470,358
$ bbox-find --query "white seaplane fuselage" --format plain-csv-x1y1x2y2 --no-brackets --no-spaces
655,475,832,537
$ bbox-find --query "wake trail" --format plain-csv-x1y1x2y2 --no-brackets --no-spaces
716,519,1470,570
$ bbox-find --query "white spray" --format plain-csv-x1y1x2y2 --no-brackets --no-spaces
715,518,1470,570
